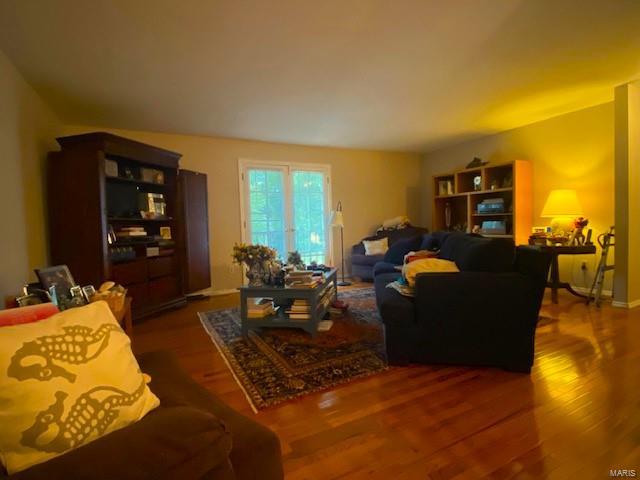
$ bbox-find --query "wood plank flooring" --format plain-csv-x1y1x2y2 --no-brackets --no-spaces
132,287,640,479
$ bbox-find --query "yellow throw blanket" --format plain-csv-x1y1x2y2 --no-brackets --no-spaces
402,258,459,287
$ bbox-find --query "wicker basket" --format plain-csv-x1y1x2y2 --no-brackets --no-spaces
90,290,127,316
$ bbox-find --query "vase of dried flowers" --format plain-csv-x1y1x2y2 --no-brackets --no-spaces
232,243,278,287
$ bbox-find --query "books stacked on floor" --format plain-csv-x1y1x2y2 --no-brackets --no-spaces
285,299,311,321
285,270,321,288
115,226,149,241
247,298,276,319
329,299,349,319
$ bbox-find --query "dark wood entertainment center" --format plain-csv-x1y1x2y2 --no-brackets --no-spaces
47,132,210,320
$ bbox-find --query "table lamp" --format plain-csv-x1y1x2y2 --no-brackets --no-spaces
541,189,583,235
329,201,351,286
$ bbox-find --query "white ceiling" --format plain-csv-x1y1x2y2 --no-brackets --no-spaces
1,0,639,152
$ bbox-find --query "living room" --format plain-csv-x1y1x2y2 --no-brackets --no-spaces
1,1,639,479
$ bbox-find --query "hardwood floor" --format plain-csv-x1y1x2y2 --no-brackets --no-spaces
132,287,640,479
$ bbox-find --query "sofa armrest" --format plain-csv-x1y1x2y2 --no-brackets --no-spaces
413,271,540,331
515,246,552,283
352,243,365,255
8,407,233,480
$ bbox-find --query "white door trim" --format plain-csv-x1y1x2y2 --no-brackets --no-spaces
237,158,333,265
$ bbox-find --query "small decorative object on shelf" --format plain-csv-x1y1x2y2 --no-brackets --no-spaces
466,157,488,169
287,250,305,270
105,159,119,177
35,265,76,307
141,167,165,184
571,217,590,245
232,243,278,287
159,226,172,239
473,175,482,191
438,179,454,196
444,202,452,230
139,193,167,219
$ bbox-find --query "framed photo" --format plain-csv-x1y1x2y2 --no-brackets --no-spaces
160,226,172,240
35,265,76,298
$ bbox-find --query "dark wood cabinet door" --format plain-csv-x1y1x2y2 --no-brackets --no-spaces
178,170,211,293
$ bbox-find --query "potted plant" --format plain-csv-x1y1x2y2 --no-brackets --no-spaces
232,243,278,287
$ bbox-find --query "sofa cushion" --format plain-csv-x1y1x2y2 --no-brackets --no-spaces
439,234,514,272
351,253,384,267
419,231,453,251
0,302,159,474
138,351,284,480
383,235,423,265
373,262,400,277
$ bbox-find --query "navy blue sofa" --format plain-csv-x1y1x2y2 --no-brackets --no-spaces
374,232,552,373
351,226,428,281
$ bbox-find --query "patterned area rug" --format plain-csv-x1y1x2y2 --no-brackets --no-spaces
199,287,387,411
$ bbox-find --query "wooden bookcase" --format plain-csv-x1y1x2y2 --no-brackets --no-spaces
48,132,188,320
432,160,532,245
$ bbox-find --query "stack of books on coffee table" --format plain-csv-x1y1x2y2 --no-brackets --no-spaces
285,271,321,288
247,298,275,319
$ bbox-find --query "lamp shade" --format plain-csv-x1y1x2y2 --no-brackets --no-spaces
541,189,583,217
329,210,344,228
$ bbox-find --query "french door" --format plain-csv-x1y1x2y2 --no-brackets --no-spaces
239,160,332,265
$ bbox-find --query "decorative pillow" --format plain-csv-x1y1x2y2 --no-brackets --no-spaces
0,304,59,328
0,301,159,474
363,238,389,256
402,258,459,287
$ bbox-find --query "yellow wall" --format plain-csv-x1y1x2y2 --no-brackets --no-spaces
613,81,640,307
422,102,615,291
59,125,423,291
0,49,60,302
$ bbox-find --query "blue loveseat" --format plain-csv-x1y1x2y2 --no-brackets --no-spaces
350,226,428,281
374,232,552,373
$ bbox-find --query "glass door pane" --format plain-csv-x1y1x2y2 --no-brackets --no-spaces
246,168,286,260
291,170,327,264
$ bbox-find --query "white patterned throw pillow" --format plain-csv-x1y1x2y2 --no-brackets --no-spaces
0,301,159,474
363,238,389,256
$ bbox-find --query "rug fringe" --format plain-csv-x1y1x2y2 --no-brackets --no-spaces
198,312,259,414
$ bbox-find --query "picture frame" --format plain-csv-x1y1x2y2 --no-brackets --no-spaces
35,265,77,299
160,226,172,240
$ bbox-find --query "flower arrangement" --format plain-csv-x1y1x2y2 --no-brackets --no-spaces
232,243,278,286
232,243,277,265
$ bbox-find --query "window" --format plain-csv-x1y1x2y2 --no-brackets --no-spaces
239,160,332,265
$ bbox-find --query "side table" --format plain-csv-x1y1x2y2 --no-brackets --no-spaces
532,245,596,303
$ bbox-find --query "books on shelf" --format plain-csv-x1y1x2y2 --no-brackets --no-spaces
285,271,322,288
115,226,148,238
285,299,311,319
247,298,275,318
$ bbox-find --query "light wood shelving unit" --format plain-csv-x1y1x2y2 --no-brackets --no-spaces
432,160,532,245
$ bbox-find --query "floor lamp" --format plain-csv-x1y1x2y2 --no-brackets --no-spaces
329,201,351,286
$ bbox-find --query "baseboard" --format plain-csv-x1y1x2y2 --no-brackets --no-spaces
209,288,238,296
188,287,238,297
612,298,640,309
